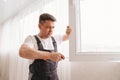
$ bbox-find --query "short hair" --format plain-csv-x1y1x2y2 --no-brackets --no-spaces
39,13,56,24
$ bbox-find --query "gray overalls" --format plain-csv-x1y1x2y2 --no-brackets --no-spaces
29,36,59,80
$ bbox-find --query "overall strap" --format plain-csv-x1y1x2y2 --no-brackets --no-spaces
51,36,57,52
34,35,43,50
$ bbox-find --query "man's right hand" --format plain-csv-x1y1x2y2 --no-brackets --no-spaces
48,52,65,62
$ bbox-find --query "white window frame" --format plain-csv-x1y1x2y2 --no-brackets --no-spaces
69,0,120,61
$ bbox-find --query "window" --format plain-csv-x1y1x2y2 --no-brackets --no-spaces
69,0,120,61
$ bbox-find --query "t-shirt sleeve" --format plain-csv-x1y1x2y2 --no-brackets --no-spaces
53,35,64,46
23,35,37,49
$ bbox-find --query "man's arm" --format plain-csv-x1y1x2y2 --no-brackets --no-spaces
19,44,65,62
63,26,72,41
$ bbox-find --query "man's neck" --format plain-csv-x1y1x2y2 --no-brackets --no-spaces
38,33,48,39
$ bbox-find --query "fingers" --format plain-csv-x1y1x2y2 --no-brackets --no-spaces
50,52,65,62
66,26,72,35
67,26,70,28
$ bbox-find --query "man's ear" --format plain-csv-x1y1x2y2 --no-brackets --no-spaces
38,23,41,29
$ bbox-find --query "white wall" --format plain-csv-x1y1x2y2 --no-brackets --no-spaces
70,62,120,80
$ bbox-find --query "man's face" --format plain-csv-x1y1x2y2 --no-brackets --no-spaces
39,20,55,38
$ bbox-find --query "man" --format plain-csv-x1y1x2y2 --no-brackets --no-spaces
19,13,71,80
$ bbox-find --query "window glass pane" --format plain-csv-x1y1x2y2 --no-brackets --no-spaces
77,0,120,53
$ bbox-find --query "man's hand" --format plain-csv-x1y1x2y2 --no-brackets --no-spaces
48,52,65,62
63,26,72,41
66,26,72,35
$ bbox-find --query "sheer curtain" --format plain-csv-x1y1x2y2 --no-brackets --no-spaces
0,0,70,80
0,0,54,80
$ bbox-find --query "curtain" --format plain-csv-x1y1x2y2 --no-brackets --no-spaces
0,0,54,80
0,0,70,80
